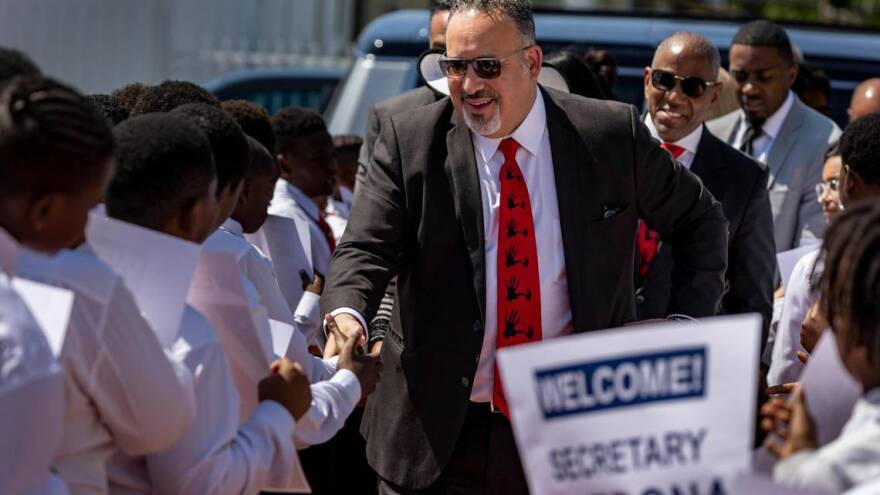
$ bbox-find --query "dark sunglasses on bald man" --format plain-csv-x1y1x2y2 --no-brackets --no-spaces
649,68,719,98
438,45,534,80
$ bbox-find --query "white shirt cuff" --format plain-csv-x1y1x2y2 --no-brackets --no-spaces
330,368,362,404
327,307,369,339
294,291,321,327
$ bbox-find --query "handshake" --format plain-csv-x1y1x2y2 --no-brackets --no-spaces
257,314,384,420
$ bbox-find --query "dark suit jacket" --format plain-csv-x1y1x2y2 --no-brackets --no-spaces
322,87,729,489
356,86,444,190
636,126,776,344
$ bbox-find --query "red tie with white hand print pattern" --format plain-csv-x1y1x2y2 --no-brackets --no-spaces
493,137,542,418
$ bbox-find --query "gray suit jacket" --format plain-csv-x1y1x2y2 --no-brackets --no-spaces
706,96,841,251
323,87,729,489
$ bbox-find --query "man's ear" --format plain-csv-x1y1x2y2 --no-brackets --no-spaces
526,46,543,78
786,62,800,88
708,81,722,107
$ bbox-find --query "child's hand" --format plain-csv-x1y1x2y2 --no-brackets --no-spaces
763,390,818,459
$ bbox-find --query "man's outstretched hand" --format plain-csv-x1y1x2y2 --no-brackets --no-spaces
326,314,383,398
323,312,366,358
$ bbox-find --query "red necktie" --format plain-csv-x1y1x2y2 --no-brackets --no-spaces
494,138,542,418
637,143,685,277
317,213,336,252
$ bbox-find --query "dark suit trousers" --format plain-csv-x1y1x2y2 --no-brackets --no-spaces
377,403,529,495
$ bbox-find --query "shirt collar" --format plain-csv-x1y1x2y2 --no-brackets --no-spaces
275,179,320,221
643,113,703,156
472,89,547,165
220,218,244,237
755,90,795,140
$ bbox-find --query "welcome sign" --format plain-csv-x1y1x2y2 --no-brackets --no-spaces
497,314,761,495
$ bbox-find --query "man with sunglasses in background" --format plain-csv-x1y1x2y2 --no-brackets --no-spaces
708,20,840,252
638,32,775,349
322,1,728,493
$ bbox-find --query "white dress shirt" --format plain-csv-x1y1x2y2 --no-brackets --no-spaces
643,114,703,169
204,223,361,447
0,273,69,495
774,388,880,493
109,306,300,495
470,93,573,402
209,219,321,343
733,91,796,164
767,249,820,386
324,201,348,244
17,247,196,495
269,180,332,277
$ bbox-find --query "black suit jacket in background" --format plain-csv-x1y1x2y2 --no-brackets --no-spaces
636,127,776,345
322,88,729,490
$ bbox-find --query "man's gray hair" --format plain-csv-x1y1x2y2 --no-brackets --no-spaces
449,0,536,45
655,32,721,79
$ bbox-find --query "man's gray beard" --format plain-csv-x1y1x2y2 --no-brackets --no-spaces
462,103,502,136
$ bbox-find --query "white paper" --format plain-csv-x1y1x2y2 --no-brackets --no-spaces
778,245,820,290
86,213,200,348
798,331,862,446
268,319,295,360
246,214,311,311
11,278,74,357
0,227,17,277
497,313,762,495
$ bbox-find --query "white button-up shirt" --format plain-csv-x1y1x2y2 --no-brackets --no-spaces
469,92,573,402
108,306,300,495
269,180,332,277
17,247,196,495
643,114,704,170
767,249,821,386
0,271,68,495
733,90,795,164
204,222,361,447
774,388,880,493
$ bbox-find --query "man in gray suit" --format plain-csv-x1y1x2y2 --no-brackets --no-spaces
707,20,840,252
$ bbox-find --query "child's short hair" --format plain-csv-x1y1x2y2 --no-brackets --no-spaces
0,76,114,197
0,47,40,88
271,106,326,156
87,94,129,126
129,80,220,116
819,200,880,362
171,103,249,194
839,113,880,187
110,82,150,114
221,100,275,153
106,113,215,231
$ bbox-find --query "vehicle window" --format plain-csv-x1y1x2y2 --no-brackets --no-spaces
326,57,418,136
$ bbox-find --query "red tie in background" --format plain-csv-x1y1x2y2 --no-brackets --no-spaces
637,142,685,277
317,213,337,252
494,138,543,418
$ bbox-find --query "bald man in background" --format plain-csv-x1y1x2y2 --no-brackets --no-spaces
848,78,880,123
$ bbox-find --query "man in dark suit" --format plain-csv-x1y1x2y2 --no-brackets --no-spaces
637,32,776,343
356,0,451,191
322,2,729,493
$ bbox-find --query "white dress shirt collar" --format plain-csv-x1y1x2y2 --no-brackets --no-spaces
274,180,320,222
759,90,795,140
472,90,547,165
220,218,244,237
643,113,703,169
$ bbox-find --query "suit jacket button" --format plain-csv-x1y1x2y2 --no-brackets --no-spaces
460,376,470,388
472,320,482,333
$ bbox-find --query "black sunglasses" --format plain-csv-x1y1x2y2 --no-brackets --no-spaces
650,68,719,98
438,46,533,80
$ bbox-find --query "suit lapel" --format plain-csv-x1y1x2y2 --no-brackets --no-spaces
444,111,487,321
543,89,599,330
765,98,805,189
